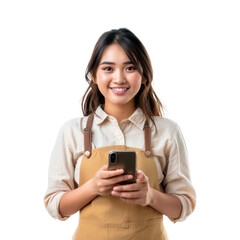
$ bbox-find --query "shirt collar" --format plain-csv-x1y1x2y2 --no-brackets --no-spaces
94,105,108,125
128,107,146,130
94,105,147,130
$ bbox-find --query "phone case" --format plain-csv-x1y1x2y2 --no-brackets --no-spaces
108,150,136,184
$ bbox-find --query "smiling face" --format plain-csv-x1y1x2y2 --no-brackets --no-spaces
94,44,143,115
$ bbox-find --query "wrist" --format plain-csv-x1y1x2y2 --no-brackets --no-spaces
87,178,98,197
147,187,154,206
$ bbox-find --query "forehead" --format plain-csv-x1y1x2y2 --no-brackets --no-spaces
100,44,130,62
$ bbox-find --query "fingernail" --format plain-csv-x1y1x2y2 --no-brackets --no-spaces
128,175,133,179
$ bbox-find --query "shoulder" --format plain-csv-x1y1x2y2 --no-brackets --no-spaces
61,117,81,130
60,114,97,135
151,116,186,148
152,116,179,135
59,117,86,137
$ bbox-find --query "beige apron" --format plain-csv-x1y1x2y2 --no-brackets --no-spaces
73,113,168,240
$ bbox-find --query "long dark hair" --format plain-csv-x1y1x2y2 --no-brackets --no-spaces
81,28,165,125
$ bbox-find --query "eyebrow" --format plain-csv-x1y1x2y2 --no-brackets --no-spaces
100,61,133,65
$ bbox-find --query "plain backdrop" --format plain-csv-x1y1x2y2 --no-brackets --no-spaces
0,0,239,239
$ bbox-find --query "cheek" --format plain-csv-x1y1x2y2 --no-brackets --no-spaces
96,72,111,85
129,73,142,89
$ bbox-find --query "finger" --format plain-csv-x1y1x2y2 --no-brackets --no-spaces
113,183,141,192
98,184,113,192
106,174,133,185
97,185,115,196
136,170,148,183
99,168,124,179
101,185,115,194
136,169,142,174
101,165,108,171
99,174,133,188
111,190,140,199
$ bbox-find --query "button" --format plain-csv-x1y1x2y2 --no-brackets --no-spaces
85,151,90,157
144,151,151,157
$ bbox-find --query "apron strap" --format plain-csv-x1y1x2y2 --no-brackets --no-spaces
84,112,152,158
84,112,94,158
144,120,151,158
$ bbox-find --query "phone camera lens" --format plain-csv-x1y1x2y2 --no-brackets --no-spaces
110,153,117,164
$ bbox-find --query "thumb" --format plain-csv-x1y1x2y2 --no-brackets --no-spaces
101,164,108,171
137,170,148,183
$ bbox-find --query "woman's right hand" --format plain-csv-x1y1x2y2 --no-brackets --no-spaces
91,165,133,196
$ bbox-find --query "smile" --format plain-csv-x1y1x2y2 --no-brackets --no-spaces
110,87,129,95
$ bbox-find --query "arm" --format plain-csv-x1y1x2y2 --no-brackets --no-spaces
59,165,133,218
112,123,196,222
59,178,97,218
149,188,182,220
44,120,135,219
111,170,182,220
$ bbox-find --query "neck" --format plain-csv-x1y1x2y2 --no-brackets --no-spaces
104,102,136,124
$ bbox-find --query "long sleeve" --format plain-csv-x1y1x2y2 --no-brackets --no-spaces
163,123,196,222
44,120,81,220
44,107,196,222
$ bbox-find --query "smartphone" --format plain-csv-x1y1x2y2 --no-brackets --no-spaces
108,150,136,184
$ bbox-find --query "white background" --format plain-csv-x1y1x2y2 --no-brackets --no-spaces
0,0,239,239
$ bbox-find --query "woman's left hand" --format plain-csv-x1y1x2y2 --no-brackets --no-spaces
111,170,153,206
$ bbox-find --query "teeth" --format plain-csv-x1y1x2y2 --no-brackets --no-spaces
112,88,128,91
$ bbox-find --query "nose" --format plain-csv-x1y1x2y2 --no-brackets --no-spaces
113,69,127,84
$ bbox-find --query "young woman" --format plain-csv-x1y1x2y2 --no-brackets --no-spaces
44,28,196,240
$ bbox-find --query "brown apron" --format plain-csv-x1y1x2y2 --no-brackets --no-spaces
73,113,168,240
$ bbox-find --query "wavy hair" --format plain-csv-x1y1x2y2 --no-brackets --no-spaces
81,28,165,125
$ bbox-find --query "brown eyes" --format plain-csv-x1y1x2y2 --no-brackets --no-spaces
102,66,136,72
103,67,113,71
126,66,136,71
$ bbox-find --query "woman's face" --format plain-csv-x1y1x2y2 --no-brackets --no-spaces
94,44,143,113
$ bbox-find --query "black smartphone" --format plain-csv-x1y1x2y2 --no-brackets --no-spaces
108,150,136,184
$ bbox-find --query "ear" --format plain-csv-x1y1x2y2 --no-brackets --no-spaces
90,74,97,85
141,78,147,84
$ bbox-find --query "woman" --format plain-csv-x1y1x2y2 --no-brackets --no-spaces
44,28,196,239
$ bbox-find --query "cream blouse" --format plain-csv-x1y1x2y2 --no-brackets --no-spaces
44,106,196,222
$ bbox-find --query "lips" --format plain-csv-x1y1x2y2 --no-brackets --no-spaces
110,87,129,95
